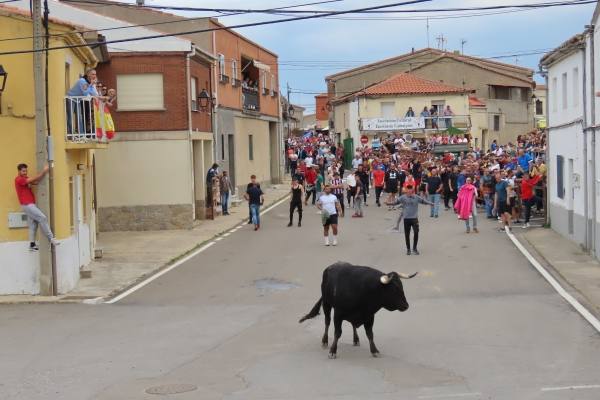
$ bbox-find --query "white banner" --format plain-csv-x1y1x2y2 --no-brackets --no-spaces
361,117,424,131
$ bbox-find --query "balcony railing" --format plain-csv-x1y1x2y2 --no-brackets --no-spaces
65,96,108,143
360,115,471,132
422,115,471,131
242,87,260,112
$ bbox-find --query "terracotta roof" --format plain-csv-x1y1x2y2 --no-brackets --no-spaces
540,33,585,67
0,3,89,31
362,73,470,96
469,96,486,107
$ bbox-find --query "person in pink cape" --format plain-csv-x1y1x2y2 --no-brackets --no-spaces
454,177,479,233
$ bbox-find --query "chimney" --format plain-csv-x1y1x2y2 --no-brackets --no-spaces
136,0,144,6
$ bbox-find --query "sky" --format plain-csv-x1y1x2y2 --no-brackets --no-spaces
140,0,596,114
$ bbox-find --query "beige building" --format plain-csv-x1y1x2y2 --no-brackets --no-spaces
331,72,472,147
533,84,547,128
326,48,535,147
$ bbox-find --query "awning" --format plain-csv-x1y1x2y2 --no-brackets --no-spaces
253,60,271,72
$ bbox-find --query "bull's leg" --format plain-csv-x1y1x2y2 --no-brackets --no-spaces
352,325,360,346
322,303,332,348
364,315,380,357
329,312,343,359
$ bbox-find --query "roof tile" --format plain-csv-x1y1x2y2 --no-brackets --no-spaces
363,73,469,96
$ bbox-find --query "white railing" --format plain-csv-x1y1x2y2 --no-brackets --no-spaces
65,96,107,143
422,115,471,130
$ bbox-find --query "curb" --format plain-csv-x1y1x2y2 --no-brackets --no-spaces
0,191,291,306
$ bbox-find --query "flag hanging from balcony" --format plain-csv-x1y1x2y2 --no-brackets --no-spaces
94,98,115,140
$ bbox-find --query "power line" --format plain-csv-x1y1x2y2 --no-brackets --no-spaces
0,0,346,42
59,0,594,14
0,0,435,55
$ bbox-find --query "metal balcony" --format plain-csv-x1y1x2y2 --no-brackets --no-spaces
64,96,109,149
242,88,260,113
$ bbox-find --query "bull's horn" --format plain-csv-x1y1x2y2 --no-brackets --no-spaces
380,275,391,284
398,272,418,279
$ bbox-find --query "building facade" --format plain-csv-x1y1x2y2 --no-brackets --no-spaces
67,0,283,191
326,48,535,147
0,6,101,294
541,26,599,260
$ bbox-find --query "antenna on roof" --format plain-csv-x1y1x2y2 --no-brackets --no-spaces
426,17,430,48
436,34,447,51
461,39,467,55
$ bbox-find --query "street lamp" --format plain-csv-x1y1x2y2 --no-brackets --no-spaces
0,65,7,114
198,89,214,111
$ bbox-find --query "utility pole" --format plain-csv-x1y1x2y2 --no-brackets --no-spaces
33,0,54,295
436,34,447,51
426,17,430,48
286,82,291,139
461,39,467,55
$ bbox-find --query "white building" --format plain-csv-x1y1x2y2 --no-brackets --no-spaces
541,20,599,258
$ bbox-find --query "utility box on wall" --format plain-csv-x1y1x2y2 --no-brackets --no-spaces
7,212,28,229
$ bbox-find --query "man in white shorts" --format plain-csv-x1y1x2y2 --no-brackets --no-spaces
316,184,342,246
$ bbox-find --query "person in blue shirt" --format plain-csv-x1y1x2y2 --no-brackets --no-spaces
491,140,498,152
456,168,467,190
517,149,533,172
66,69,99,136
67,69,99,97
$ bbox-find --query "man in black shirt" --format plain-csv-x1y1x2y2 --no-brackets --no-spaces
385,165,400,208
425,167,443,218
244,175,264,231
356,164,370,205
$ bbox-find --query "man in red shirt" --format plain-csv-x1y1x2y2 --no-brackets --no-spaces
14,163,59,250
372,166,386,207
304,166,317,206
520,171,542,228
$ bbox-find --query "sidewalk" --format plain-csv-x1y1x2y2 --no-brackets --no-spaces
517,227,600,314
0,181,291,304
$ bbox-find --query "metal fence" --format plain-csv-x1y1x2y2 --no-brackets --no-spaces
65,96,106,142
422,115,471,130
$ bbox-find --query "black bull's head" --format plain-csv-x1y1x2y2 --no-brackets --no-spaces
379,272,418,312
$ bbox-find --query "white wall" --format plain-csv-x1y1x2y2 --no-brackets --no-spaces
547,50,584,126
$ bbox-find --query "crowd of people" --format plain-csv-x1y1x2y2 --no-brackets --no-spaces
281,129,547,253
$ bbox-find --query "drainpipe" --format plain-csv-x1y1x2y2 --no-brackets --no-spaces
212,31,220,182
582,40,590,251
539,64,550,227
186,47,196,221
589,24,598,257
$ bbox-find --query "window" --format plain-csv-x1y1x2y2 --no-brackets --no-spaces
248,134,254,160
552,77,558,112
116,73,164,111
270,74,275,95
573,67,579,107
262,71,267,93
218,54,225,76
190,77,198,111
536,99,544,116
491,85,510,100
493,115,500,131
557,155,564,199
562,72,568,109
380,102,395,118
221,134,225,160
232,60,238,81
64,63,71,93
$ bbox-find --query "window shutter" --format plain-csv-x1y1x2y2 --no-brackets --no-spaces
557,155,564,199
116,73,164,111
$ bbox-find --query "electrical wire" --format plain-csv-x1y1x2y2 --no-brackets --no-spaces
0,0,435,55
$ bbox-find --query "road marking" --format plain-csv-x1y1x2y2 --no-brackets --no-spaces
105,194,289,304
541,384,600,392
507,231,600,333
222,232,231,237
105,241,216,304
418,393,481,399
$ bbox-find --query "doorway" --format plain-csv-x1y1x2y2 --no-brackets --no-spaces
568,158,574,234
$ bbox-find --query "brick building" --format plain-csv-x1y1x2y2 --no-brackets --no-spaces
67,0,283,191
13,0,217,231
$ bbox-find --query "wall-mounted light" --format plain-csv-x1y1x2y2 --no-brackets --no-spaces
198,89,214,111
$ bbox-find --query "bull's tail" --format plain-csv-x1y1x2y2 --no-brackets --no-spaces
299,297,322,323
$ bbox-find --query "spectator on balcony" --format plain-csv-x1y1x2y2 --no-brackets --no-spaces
443,105,455,128
430,106,438,129
420,106,431,129
67,69,100,136
405,107,415,117
67,68,99,97
95,87,116,141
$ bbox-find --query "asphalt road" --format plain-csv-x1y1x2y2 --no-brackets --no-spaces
2,197,600,400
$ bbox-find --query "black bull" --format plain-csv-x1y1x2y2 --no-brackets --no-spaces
299,262,417,359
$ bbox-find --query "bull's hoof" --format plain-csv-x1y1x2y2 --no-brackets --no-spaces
328,353,337,359
353,341,360,347
371,352,380,358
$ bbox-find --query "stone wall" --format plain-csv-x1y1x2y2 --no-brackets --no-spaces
98,204,193,231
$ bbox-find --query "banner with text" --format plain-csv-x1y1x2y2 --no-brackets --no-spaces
361,117,424,131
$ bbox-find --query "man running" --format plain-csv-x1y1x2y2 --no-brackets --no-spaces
385,164,400,209
317,184,342,246
425,167,443,218
373,165,385,207
288,178,304,227
388,184,433,255
244,175,264,231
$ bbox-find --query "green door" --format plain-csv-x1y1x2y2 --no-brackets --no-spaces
343,137,354,170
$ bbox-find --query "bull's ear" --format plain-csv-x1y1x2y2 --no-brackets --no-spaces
380,274,391,284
